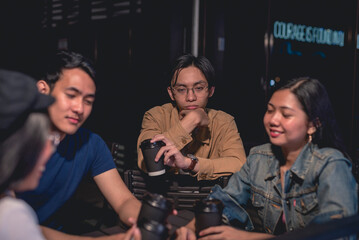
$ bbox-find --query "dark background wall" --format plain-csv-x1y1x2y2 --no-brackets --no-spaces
1,0,359,174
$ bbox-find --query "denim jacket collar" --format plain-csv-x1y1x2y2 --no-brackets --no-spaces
290,143,315,181
264,143,314,182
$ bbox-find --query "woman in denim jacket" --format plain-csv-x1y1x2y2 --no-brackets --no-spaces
176,77,358,239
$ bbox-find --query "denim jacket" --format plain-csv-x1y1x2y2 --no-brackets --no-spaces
209,143,358,234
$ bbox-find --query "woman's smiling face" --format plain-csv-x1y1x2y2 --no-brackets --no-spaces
263,89,313,153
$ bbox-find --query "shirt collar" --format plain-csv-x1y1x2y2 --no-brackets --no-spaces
290,143,315,180
264,143,314,181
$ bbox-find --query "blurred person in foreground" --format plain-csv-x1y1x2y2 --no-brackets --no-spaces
0,69,56,239
176,77,358,239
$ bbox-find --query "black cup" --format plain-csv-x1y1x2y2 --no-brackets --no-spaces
194,199,223,236
140,139,166,176
138,218,168,240
137,192,173,225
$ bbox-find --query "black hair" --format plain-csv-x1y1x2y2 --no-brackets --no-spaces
42,50,96,90
0,113,49,193
279,77,348,157
169,53,215,88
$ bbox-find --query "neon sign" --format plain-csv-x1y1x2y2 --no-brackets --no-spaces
273,21,345,47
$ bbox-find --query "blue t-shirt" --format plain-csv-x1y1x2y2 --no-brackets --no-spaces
17,128,116,224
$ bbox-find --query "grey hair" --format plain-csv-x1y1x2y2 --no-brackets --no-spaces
0,113,50,193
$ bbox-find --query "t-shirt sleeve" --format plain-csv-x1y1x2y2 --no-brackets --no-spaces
90,133,116,177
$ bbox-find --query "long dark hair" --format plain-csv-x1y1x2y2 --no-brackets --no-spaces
279,77,348,157
0,113,49,193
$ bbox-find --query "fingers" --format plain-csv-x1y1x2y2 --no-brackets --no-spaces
172,209,178,215
154,148,165,162
175,227,186,240
127,217,136,225
151,134,164,143
176,227,196,240
151,134,168,144
162,147,177,165
154,144,173,163
132,227,141,240
122,224,141,240
151,135,175,162
198,226,222,238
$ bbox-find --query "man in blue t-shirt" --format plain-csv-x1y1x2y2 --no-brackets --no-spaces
17,51,141,239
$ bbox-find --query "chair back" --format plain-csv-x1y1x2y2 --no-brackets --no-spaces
107,142,127,177
124,169,231,211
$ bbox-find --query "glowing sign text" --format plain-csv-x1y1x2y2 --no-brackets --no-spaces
273,21,345,47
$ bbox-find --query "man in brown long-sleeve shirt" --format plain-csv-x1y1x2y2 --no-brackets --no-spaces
137,54,246,181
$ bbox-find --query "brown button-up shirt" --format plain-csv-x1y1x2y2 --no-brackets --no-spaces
137,103,246,180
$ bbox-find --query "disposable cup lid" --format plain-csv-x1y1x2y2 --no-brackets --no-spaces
194,199,223,213
143,192,172,210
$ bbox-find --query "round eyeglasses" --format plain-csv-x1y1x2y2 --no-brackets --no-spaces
171,85,209,96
